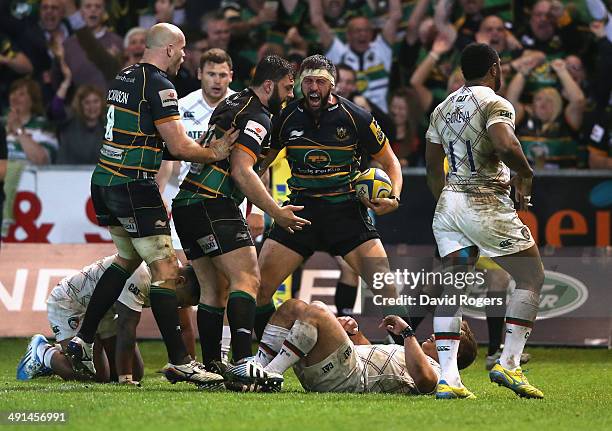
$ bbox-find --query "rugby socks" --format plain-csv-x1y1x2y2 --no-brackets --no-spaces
434,316,463,387
37,343,59,368
501,289,539,370
256,324,290,367
197,303,224,365
227,291,256,361
265,320,317,375
78,263,131,343
486,290,507,355
221,325,231,363
335,281,357,316
150,283,189,365
254,302,276,341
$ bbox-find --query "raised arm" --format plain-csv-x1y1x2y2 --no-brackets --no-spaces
410,28,457,113
309,0,335,50
381,0,403,46
405,0,430,45
550,59,585,130
504,74,526,124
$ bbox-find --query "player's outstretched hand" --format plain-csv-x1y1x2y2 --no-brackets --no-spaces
207,127,238,162
379,315,409,335
273,205,311,234
506,175,533,210
363,197,399,216
337,316,359,335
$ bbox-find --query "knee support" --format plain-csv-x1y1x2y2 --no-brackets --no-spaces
132,235,175,265
109,226,139,260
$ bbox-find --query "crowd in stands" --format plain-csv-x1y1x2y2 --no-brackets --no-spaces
0,0,610,175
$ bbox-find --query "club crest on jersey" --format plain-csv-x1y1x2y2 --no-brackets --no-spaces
305,149,331,168
336,126,349,141
68,316,80,330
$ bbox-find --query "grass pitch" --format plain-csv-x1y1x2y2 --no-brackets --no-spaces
1,339,610,431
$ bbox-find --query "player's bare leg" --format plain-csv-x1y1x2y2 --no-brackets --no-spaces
66,226,142,377
255,239,304,339
192,256,229,370
490,244,544,398
342,239,400,310
210,246,261,362
130,236,224,388
434,246,479,399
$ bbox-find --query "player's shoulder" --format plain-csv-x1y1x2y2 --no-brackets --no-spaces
179,89,202,107
335,95,372,125
141,63,175,90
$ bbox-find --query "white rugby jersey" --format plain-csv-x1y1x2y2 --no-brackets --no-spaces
178,88,236,183
426,85,515,194
326,34,392,113
356,344,441,394
48,256,152,314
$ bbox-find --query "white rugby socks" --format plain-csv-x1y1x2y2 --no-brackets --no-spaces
256,324,289,367
37,343,60,368
264,321,318,375
221,325,231,363
434,316,463,387
501,289,540,370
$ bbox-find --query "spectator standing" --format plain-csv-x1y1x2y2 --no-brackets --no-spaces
309,0,402,112
63,0,123,93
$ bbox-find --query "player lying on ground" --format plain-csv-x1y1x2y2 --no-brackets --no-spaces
224,299,477,393
17,255,199,386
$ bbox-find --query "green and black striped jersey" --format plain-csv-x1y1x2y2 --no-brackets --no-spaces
91,63,180,186
271,96,389,202
173,88,272,207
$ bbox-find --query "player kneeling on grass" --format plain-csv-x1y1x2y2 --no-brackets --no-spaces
17,256,200,386
224,299,477,393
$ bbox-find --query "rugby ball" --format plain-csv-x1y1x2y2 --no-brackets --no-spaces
355,168,392,200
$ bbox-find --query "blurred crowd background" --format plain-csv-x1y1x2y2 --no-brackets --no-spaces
0,0,610,212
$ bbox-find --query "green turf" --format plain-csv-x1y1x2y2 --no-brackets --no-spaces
1,339,611,431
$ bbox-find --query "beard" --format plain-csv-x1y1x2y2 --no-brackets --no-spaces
268,85,283,115
303,87,331,113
